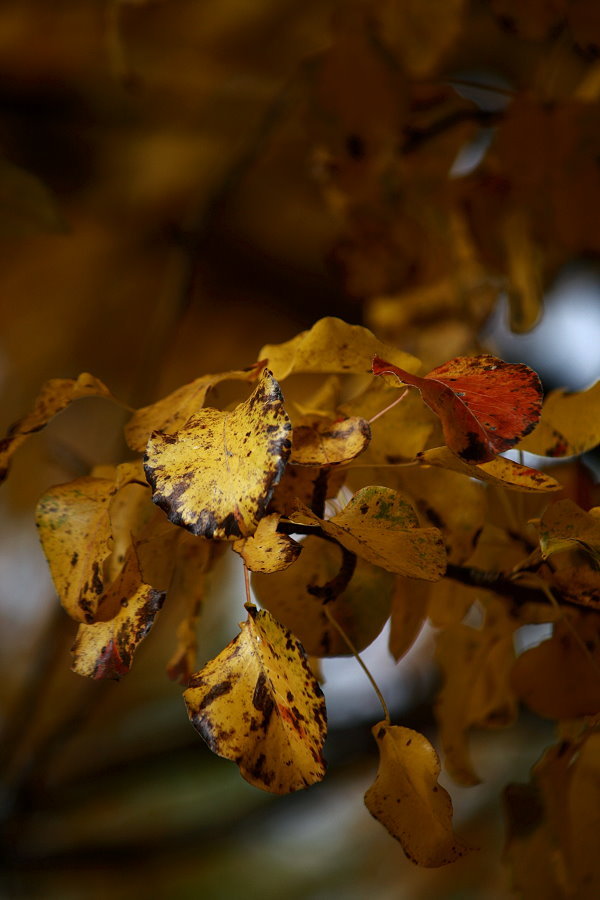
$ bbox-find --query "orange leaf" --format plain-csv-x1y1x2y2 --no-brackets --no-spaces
372,354,542,464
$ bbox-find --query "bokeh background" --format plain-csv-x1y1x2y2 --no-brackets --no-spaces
1,1,599,897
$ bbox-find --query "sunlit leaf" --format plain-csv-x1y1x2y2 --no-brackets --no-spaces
290,416,371,466
419,446,561,492
0,373,116,484
293,486,446,580
373,354,542,463
125,363,265,453
252,535,393,656
71,546,165,679
259,317,419,382
145,368,292,539
364,722,468,866
233,513,301,574
519,380,600,457
184,606,327,793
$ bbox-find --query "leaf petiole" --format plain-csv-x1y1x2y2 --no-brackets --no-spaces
368,388,410,425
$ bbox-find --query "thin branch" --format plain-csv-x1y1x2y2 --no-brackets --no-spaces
307,545,357,604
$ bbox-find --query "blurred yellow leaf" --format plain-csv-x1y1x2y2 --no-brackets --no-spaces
0,157,66,236
364,722,468,866
184,606,327,793
376,0,466,78
389,578,429,661
145,368,292,539
519,380,600,457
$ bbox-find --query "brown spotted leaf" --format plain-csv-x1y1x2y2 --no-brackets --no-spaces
293,486,446,580
373,355,542,463
252,535,394,656
520,380,600,457
259,316,419,381
125,363,265,453
290,416,371,467
233,513,301,574
365,722,468,867
145,368,292,540
36,476,116,624
418,446,561,492
0,373,116,484
71,546,165,679
184,606,327,793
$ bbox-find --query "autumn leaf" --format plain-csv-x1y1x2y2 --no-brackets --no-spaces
71,546,165,680
0,373,116,484
289,416,371,467
36,476,116,624
0,156,67,236
519,379,600,457
233,513,301,574
183,606,327,793
364,722,468,866
125,363,265,453
418,446,561,492
375,0,466,78
293,486,446,580
145,368,292,539
259,316,419,381
252,535,394,656
539,499,600,564
372,354,542,463
388,578,429,661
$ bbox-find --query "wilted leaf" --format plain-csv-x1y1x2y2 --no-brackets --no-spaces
293,486,446,580
436,605,518,785
539,499,600,564
0,157,66,236
373,354,542,463
259,317,419,381
125,363,264,453
253,535,394,656
0,373,115,484
364,722,468,866
36,476,116,624
184,606,327,793
233,513,301,574
510,612,600,719
145,368,292,539
71,546,165,679
519,380,600,457
419,446,561,492
290,416,371,466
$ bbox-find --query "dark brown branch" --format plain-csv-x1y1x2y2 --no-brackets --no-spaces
401,109,501,155
310,467,330,519
308,545,357,604
445,564,587,611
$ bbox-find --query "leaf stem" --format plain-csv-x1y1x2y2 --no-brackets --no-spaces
242,560,255,609
368,388,409,425
323,605,391,724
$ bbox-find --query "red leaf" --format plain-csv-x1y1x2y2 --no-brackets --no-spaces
372,354,543,464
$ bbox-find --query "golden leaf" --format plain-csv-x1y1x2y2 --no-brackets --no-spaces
0,373,115,484
290,416,371,467
258,316,419,382
145,368,292,539
233,513,301,574
252,535,393,656
183,606,327,793
125,363,264,453
71,546,165,679
519,380,600,457
293,486,446,580
419,446,561,492
389,578,429,661
539,499,600,564
364,722,468,867
36,476,116,624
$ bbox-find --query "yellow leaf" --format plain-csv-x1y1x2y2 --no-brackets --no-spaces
125,364,264,453
252,535,393,656
145,368,292,539
419,446,561,492
293,486,446,580
184,606,327,793
0,373,115,484
36,476,116,624
71,546,165,679
389,578,429,661
519,380,600,457
258,316,419,382
539,499,600,564
290,416,371,466
364,722,468,867
233,513,301,574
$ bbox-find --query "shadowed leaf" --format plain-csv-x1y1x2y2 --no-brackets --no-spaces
184,606,327,793
520,380,600,457
290,416,371,466
145,368,292,539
